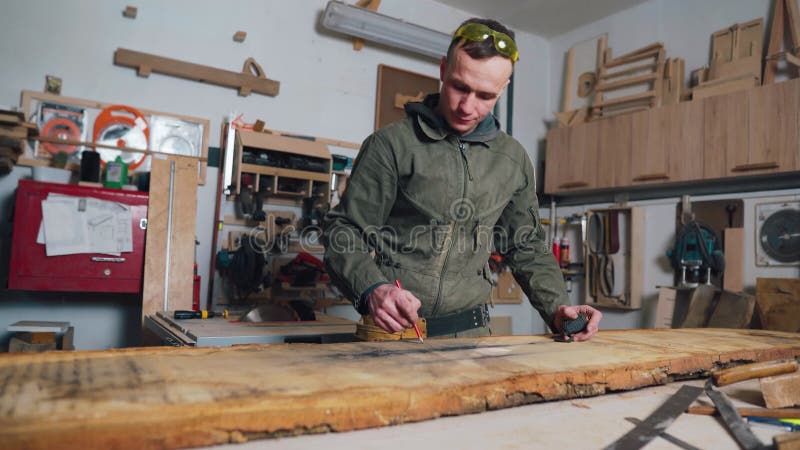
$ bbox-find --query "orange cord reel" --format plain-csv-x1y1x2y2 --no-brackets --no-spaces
40,117,82,155
92,105,150,170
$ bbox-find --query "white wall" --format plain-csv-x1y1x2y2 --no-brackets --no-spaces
545,0,800,330
0,0,554,348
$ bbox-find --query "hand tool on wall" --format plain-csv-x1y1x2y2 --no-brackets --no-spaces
667,221,725,288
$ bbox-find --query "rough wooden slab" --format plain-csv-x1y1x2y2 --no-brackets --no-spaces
1,329,799,449
757,278,800,332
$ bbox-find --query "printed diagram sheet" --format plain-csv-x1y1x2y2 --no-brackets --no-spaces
36,193,133,256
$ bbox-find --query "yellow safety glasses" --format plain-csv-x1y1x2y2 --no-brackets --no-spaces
453,23,519,62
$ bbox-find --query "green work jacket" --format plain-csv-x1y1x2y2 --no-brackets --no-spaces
323,95,567,328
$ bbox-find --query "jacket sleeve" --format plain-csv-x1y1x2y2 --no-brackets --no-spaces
494,152,568,330
322,133,396,313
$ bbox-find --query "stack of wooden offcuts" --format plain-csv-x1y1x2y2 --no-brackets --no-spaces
692,18,763,99
0,109,37,174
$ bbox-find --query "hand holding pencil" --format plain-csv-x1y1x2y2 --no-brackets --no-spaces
366,279,422,337
395,280,424,343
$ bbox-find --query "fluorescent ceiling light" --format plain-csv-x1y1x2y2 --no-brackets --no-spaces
322,0,452,59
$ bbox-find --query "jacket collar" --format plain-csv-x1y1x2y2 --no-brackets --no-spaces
404,94,499,143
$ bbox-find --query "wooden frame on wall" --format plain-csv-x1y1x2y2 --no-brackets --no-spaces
375,64,439,131
584,206,643,310
20,90,210,185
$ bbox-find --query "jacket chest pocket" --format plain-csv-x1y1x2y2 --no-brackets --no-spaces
398,147,461,216
467,151,523,212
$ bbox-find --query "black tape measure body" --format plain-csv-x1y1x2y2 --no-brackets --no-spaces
554,313,588,342
563,313,588,335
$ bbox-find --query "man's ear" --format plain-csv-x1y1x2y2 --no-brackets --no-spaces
440,56,447,82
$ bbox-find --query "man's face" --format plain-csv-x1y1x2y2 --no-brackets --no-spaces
437,46,513,135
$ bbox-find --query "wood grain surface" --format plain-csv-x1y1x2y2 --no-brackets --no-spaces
1,329,799,449
141,156,198,319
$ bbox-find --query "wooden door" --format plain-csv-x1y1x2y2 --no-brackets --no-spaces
597,114,632,188
544,127,569,194
746,79,798,174
545,123,599,193
630,107,670,184
666,100,705,181
704,90,748,179
562,120,600,191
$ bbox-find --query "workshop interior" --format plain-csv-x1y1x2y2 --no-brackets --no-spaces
0,1,799,449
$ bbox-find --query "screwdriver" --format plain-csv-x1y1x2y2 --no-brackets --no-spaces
395,280,424,343
173,309,229,320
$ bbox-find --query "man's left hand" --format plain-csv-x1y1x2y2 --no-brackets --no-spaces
553,304,602,342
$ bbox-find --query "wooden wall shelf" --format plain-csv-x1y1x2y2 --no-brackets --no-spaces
233,129,331,205
114,49,280,97
21,90,210,185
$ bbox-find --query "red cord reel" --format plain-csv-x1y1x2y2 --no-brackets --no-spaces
92,105,149,170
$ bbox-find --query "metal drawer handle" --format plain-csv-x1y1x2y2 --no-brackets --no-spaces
91,257,126,263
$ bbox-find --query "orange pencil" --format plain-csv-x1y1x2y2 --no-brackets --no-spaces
395,279,423,343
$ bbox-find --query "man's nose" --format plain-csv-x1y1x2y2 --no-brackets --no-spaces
458,93,476,113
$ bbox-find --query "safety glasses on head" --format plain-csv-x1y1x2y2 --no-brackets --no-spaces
453,23,519,62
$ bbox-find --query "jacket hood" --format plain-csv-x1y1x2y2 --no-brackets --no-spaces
404,93,499,143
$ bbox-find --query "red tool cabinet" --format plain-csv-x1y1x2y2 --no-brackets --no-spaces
8,180,149,293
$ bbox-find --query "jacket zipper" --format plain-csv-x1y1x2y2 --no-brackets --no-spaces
459,141,473,181
432,138,470,316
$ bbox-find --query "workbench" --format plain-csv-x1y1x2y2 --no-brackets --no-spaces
144,311,357,346
1,329,798,449
201,379,793,450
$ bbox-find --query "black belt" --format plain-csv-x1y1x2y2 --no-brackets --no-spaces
425,305,490,337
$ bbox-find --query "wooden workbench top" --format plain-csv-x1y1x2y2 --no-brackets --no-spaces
1,328,799,449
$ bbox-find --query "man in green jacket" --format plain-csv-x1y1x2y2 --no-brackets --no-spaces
323,18,602,340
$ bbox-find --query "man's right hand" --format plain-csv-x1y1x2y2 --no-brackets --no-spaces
367,283,422,333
